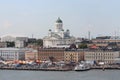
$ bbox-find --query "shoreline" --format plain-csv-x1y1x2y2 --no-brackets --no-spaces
0,67,120,71
0,67,72,71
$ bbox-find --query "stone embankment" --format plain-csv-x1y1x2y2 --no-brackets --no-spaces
0,67,72,71
0,64,120,71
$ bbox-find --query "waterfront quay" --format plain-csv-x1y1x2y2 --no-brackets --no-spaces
0,60,73,71
0,67,71,71
0,61,120,71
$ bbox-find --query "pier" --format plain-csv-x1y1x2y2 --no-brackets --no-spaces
0,65,120,71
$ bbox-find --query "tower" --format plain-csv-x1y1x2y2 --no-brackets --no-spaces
55,17,63,32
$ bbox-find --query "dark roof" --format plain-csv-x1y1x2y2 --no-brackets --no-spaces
96,36,111,39
69,44,77,49
56,17,62,23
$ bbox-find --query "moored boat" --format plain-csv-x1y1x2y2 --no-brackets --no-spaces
74,63,91,71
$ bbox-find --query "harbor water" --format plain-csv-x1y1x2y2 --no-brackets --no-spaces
0,70,120,80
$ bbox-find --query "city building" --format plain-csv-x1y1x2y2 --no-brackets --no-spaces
0,42,7,48
16,37,28,42
26,44,39,49
15,40,25,48
38,48,65,61
25,49,38,61
75,38,83,48
43,17,76,48
15,37,28,48
84,50,120,64
88,36,120,47
1,35,15,42
85,42,120,64
0,48,26,61
64,49,84,62
28,38,36,43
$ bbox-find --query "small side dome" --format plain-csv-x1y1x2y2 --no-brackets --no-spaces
56,17,62,23
49,29,52,31
62,29,64,31
66,29,69,31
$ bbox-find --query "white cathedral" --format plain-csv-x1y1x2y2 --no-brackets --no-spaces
43,18,76,48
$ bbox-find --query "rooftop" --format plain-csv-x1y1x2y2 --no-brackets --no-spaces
56,17,62,23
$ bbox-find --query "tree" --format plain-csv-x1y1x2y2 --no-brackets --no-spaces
6,41,15,47
78,43,88,49
27,39,43,47
69,44,77,49
36,39,43,46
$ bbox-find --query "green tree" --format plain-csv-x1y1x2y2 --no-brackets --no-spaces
6,41,15,47
78,43,88,49
36,39,43,46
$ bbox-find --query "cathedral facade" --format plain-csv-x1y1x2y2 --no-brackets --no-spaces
43,18,76,48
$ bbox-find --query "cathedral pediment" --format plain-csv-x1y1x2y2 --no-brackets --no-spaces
43,35,61,40
49,37,60,40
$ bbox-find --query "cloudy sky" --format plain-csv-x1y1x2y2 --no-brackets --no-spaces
0,0,120,38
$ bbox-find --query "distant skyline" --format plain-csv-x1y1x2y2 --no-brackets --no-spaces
0,0,120,38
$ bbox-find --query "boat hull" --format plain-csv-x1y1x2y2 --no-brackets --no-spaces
74,68,90,71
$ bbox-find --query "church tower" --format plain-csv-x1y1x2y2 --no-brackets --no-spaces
55,17,63,32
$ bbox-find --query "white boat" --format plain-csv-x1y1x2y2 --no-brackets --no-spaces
74,63,91,71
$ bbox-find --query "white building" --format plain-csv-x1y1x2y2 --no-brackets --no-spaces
43,18,76,48
15,37,28,48
16,37,28,42
0,48,26,61
84,50,120,64
1,36,16,42
15,40,25,48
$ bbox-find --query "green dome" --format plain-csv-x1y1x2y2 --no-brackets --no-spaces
49,29,52,31
56,17,62,23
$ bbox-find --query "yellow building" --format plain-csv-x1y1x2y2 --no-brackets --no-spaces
64,50,84,62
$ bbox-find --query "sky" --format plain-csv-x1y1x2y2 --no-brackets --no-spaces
0,0,120,38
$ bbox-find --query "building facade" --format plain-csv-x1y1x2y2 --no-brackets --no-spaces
15,40,25,48
25,49,38,61
0,48,26,61
64,50,84,62
84,50,120,64
43,18,75,48
38,48,65,61
1,36,16,42
15,37,28,48
0,42,7,48
88,36,120,47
